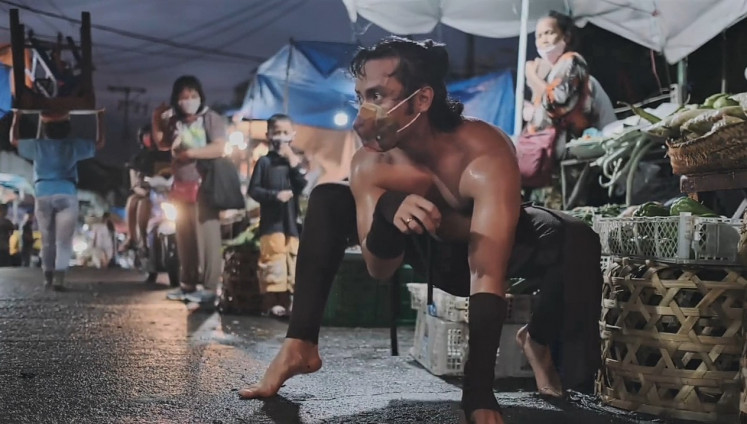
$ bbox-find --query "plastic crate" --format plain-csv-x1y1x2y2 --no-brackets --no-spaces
410,310,468,376
407,283,535,324
409,309,533,378
593,214,743,265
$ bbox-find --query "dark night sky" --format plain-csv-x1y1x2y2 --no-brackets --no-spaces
0,0,523,166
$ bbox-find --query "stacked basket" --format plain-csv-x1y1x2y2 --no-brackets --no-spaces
597,260,746,422
667,121,747,175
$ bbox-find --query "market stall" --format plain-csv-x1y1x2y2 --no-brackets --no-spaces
588,92,747,422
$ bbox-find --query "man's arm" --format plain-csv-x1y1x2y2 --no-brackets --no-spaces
462,151,522,296
350,151,405,280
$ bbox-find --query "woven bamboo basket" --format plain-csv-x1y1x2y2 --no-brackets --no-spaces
597,258,747,422
666,121,747,175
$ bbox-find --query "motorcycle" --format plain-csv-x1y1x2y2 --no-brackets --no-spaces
140,175,180,287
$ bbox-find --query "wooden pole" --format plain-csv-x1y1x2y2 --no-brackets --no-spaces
10,9,26,108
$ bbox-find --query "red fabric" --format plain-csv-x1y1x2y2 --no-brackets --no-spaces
170,180,200,204
516,127,558,188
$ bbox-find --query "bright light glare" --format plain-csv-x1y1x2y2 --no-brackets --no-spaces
229,131,244,145
162,202,177,221
333,111,349,127
225,131,247,155
73,240,88,254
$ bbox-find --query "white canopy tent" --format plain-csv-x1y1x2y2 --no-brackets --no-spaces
342,0,747,136
573,0,747,65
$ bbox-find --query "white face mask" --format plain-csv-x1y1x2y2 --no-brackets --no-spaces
179,98,201,115
269,133,294,150
537,40,566,64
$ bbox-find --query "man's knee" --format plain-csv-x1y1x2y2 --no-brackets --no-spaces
307,184,355,221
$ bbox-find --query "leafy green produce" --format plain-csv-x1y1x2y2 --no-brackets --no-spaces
669,197,718,217
619,101,661,124
633,202,669,217
713,96,739,109
702,93,728,108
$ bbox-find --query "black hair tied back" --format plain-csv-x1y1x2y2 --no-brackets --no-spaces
423,40,449,80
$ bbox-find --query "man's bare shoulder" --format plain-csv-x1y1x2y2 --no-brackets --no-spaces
456,118,515,156
351,147,390,180
455,119,521,196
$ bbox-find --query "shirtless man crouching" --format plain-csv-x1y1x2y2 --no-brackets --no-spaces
238,37,603,424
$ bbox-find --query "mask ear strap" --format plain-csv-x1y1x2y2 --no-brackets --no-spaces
387,88,421,115
396,112,421,134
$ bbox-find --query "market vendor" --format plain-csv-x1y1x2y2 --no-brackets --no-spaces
522,11,616,207
238,37,603,424
524,11,616,152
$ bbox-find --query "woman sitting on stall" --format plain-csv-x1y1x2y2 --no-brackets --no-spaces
522,11,616,207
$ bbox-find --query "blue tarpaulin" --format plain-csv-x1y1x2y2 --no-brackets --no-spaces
0,65,11,118
241,41,514,134
448,71,514,135
242,41,358,130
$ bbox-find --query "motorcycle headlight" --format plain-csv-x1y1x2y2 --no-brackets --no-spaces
162,202,177,221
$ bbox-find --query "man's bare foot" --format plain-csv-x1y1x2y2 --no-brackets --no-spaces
515,325,563,398
460,409,504,424
238,338,322,399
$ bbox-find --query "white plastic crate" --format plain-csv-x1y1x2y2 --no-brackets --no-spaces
409,309,533,378
407,283,468,322
407,283,535,324
593,214,743,265
410,310,468,376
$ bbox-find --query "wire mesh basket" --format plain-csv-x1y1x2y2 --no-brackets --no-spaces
594,215,743,265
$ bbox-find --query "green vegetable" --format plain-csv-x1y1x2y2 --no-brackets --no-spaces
669,197,718,217
713,96,739,109
633,202,669,217
642,109,709,139
703,93,729,108
619,101,661,124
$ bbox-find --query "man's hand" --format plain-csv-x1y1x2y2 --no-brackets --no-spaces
133,187,148,197
276,190,293,203
391,194,441,235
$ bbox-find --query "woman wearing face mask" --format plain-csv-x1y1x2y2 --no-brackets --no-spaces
521,11,616,206
152,75,227,308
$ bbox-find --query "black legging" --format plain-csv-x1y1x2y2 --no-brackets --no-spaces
286,183,601,391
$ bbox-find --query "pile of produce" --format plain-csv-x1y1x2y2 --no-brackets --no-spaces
565,204,625,226
592,129,659,201
642,92,747,142
223,222,261,251
632,197,718,218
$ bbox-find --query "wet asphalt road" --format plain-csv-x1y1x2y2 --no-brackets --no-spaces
0,267,703,424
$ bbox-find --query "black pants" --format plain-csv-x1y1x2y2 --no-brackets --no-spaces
286,184,602,391
0,249,10,267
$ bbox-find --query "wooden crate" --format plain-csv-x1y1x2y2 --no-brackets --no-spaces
597,259,747,422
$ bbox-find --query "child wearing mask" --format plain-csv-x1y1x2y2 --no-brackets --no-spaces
248,114,307,318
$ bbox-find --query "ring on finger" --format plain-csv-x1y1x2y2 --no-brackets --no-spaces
404,217,413,224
